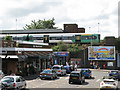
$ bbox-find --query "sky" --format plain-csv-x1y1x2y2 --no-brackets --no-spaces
0,0,119,39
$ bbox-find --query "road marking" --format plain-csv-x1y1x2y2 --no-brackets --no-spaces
96,79,100,82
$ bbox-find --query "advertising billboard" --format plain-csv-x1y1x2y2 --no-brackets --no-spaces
88,46,115,60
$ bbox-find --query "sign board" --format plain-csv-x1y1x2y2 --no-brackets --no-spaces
107,62,113,66
88,46,115,60
54,52,69,56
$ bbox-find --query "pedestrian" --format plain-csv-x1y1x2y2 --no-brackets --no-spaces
75,64,77,71
103,64,106,69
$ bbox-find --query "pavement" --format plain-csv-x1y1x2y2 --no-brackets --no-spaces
23,74,39,80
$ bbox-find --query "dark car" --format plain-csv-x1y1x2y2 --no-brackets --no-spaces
69,71,85,84
109,70,120,80
63,66,72,74
81,68,92,78
39,69,58,80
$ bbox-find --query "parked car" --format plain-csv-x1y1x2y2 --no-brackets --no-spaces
81,68,92,78
0,70,4,80
40,69,58,80
52,65,66,76
100,76,118,90
69,71,85,84
109,70,120,80
0,75,26,90
63,66,72,74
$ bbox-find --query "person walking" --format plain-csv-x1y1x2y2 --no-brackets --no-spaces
75,64,77,71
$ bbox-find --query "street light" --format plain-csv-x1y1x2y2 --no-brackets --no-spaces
98,22,100,34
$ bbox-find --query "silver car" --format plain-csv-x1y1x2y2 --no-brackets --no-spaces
0,75,26,89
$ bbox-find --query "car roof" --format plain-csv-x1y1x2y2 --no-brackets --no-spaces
43,69,52,71
103,79,115,82
3,76,21,78
53,65,61,67
81,68,90,70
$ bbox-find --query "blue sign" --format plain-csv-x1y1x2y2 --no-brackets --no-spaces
54,52,69,56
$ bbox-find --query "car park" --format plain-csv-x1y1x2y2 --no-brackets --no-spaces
40,69,58,80
100,76,118,90
52,65,66,76
81,68,92,78
69,71,85,84
109,70,120,80
0,75,26,90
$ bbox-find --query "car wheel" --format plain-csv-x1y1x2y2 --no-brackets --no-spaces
41,78,44,80
56,75,58,79
15,87,19,90
69,81,71,84
23,84,26,89
80,80,83,84
83,79,85,83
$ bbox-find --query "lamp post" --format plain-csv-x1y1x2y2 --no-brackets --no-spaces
98,22,100,34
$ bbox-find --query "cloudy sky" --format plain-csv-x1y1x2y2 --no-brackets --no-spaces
0,0,119,39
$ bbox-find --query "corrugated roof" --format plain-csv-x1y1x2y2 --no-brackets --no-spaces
16,41,49,46
1,29,63,34
1,48,53,51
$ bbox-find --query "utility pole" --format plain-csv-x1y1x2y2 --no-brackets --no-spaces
16,19,17,30
98,22,100,34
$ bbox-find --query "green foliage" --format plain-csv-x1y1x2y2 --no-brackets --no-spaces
4,35,12,41
23,18,57,30
52,41,67,51
68,44,79,52
52,41,83,52
52,42,88,58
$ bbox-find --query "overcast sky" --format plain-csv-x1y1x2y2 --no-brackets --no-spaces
0,0,119,39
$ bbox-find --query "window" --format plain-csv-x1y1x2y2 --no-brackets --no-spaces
70,73,79,77
16,78,20,82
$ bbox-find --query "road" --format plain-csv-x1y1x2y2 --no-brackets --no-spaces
26,69,120,89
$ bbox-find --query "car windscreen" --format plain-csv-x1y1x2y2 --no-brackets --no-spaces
103,80,115,83
42,70,52,74
82,70,91,73
70,73,79,77
111,71,118,74
1,77,14,83
52,67,60,69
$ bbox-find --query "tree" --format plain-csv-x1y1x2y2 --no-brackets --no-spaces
4,35,12,41
52,41,68,51
23,18,57,30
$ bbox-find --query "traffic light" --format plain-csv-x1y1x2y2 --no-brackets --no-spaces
43,35,49,43
75,35,81,43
